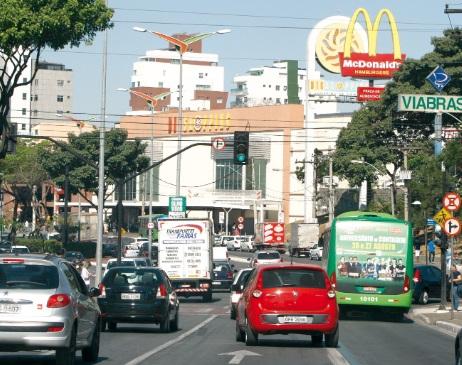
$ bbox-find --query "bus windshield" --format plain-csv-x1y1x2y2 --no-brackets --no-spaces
335,220,408,295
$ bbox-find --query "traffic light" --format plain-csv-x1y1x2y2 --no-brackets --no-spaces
233,131,249,165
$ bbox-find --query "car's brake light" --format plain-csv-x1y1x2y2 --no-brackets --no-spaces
227,271,233,279
252,290,262,298
200,283,210,289
413,269,421,283
47,294,71,308
330,271,337,288
98,283,106,298
2,258,24,264
157,284,168,299
47,326,64,332
403,275,410,293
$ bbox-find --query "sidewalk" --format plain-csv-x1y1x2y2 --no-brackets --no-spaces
409,304,462,335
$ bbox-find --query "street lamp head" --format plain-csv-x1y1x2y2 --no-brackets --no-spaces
133,26,147,33
411,200,422,206
216,29,231,34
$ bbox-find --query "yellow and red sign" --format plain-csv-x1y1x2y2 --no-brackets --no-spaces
339,8,406,79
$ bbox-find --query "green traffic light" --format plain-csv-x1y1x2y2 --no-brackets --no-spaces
236,153,246,163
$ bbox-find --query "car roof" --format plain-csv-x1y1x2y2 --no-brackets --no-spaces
0,253,61,265
255,263,325,272
255,250,280,254
11,245,29,248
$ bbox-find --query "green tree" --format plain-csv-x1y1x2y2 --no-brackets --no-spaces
0,0,113,157
0,140,49,235
39,129,150,209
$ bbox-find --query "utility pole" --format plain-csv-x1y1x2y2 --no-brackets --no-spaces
328,152,334,224
403,150,409,221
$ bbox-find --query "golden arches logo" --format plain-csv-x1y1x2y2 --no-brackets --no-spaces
343,7,402,60
339,7,405,79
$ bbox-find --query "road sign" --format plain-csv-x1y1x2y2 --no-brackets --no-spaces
398,94,462,113
147,222,154,229
237,216,244,223
443,218,461,237
169,196,186,213
433,207,451,228
212,137,226,151
426,65,451,92
443,192,461,211
168,211,186,219
237,223,244,230
219,212,225,224
426,218,436,226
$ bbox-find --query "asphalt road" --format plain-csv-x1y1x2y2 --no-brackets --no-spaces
0,251,455,365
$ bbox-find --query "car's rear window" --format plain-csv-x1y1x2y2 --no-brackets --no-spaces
257,252,280,260
0,264,59,289
213,263,231,272
107,261,136,270
237,270,252,286
262,269,326,289
12,247,29,254
103,269,163,287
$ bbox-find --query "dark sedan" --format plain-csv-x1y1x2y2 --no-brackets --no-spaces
98,267,179,332
413,264,450,304
212,261,234,291
64,251,85,267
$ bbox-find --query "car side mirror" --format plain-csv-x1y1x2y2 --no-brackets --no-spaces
88,287,101,297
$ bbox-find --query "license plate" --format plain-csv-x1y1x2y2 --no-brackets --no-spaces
279,316,312,324
212,281,221,285
180,284,191,288
121,293,140,300
0,303,20,313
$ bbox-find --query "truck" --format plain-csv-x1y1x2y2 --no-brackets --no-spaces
288,222,319,257
254,222,286,254
157,219,213,302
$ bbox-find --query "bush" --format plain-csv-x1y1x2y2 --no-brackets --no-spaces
14,238,63,255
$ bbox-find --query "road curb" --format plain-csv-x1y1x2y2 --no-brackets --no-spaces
435,320,462,334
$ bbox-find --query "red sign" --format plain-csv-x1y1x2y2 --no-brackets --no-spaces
338,52,406,79
443,192,461,212
237,216,244,223
443,218,461,237
263,223,285,244
357,86,385,102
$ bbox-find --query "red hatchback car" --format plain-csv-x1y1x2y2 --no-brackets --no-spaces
235,263,339,347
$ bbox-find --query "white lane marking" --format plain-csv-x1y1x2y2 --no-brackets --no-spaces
326,348,350,365
125,315,218,365
200,308,213,313
219,350,261,364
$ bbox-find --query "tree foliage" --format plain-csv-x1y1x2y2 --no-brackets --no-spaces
38,129,150,208
0,0,113,157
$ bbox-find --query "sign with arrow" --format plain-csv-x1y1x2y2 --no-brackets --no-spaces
219,350,261,364
443,217,461,237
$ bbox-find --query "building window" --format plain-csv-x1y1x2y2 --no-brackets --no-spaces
143,166,160,202
299,75,303,80
35,129,38,135
298,87,302,92
22,93,27,100
34,79,39,85
283,86,287,91
276,85,280,91
115,174,137,201
21,124,26,130
57,95,64,102
33,110,38,116
171,59,180,64
57,80,64,87
196,85,211,90
56,110,63,116
34,95,38,101
217,98,223,104
133,69,137,75
268,85,271,88
263,84,266,88
22,77,27,83
276,98,281,104
216,160,242,190
199,73,204,79
158,82,163,87
67,95,71,99
131,82,135,88
284,99,288,104
245,159,267,197
21,108,26,116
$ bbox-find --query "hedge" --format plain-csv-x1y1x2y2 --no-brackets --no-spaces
14,238,62,255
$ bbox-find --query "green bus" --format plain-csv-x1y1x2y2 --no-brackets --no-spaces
323,211,413,315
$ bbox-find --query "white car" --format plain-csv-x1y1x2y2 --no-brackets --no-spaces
226,237,241,251
310,245,323,261
238,236,255,252
10,245,30,254
249,250,282,267
230,268,253,319
123,244,140,258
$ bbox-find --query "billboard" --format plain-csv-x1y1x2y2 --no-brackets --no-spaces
339,8,406,79
357,86,385,102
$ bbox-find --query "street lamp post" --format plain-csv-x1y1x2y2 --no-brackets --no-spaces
351,159,396,216
133,27,231,197
117,87,176,263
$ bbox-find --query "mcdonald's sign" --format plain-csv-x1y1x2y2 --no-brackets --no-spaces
338,8,406,79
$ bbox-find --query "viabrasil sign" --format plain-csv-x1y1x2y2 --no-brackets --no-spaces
398,94,462,113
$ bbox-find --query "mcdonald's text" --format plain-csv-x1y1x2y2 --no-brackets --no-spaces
338,52,406,79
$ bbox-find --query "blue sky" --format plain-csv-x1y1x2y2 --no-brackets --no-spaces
42,0,460,126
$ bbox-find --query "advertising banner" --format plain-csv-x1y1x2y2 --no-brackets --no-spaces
339,8,406,79
357,86,385,102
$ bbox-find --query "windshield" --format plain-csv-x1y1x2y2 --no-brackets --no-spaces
335,220,408,293
262,268,325,289
103,269,162,287
257,252,280,260
0,264,59,289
